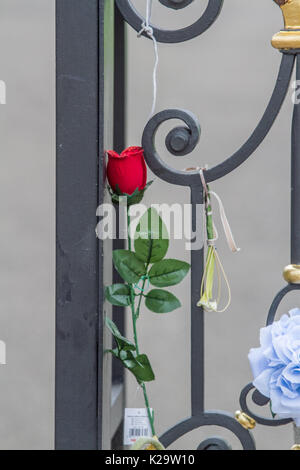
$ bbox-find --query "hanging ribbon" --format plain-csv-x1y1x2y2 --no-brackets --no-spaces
197,169,240,313
137,0,159,118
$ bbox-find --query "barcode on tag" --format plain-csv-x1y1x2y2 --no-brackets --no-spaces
124,408,152,446
129,427,149,438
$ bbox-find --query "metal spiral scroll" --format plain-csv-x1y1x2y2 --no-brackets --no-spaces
239,284,300,428
115,0,224,43
141,54,294,188
159,0,194,10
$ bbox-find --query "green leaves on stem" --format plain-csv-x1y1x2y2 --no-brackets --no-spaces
134,208,169,263
145,289,181,314
107,209,191,315
106,318,155,382
105,207,191,389
106,317,135,351
113,250,146,284
105,284,131,307
149,259,190,288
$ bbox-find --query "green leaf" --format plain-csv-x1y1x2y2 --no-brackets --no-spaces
149,259,190,287
105,317,136,351
113,250,146,284
107,348,155,383
145,289,181,313
108,181,153,206
105,283,131,307
127,181,154,206
129,354,155,382
134,208,169,264
120,350,139,369
104,348,119,357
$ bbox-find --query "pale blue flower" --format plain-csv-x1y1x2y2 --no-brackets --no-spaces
249,308,300,424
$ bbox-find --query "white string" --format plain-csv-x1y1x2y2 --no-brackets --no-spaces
137,0,159,117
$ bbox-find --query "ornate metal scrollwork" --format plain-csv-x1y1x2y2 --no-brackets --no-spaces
142,53,294,187
116,0,300,450
240,383,292,427
197,437,231,451
142,109,201,187
159,0,194,10
159,413,255,450
115,0,224,43
141,110,256,450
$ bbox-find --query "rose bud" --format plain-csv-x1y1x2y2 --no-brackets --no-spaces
106,146,147,195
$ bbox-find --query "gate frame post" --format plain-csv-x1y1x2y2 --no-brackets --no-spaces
55,0,123,450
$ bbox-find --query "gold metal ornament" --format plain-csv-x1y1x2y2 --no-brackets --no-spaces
291,444,300,450
235,411,256,430
272,0,300,50
283,264,300,283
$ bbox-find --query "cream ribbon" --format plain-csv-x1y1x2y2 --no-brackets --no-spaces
199,169,240,253
197,169,240,313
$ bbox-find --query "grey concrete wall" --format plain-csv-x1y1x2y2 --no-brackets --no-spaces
0,0,297,450
0,0,55,450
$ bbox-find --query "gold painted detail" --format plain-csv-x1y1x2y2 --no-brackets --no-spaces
235,411,256,430
272,0,300,50
291,444,300,450
283,264,300,284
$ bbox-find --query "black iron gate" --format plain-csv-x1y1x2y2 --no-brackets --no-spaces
56,0,125,450
55,0,300,450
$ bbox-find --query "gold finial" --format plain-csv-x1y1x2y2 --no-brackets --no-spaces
235,411,256,430
291,444,300,450
272,0,300,50
283,264,300,284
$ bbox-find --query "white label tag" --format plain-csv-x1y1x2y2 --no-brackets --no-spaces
123,408,152,446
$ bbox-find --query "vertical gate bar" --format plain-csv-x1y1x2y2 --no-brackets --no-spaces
56,0,114,450
99,0,115,450
190,186,205,416
114,4,126,155
55,0,100,449
112,3,126,386
291,54,300,265
111,3,126,449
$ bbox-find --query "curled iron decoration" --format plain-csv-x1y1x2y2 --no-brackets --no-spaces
142,109,201,187
267,284,300,326
197,437,231,451
240,384,292,427
142,54,294,189
159,0,194,10
139,44,295,452
239,284,300,427
117,0,299,451
115,0,224,43
159,412,255,450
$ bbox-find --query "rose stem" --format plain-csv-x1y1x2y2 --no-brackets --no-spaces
127,207,156,437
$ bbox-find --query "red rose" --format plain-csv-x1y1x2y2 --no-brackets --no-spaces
106,146,147,195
